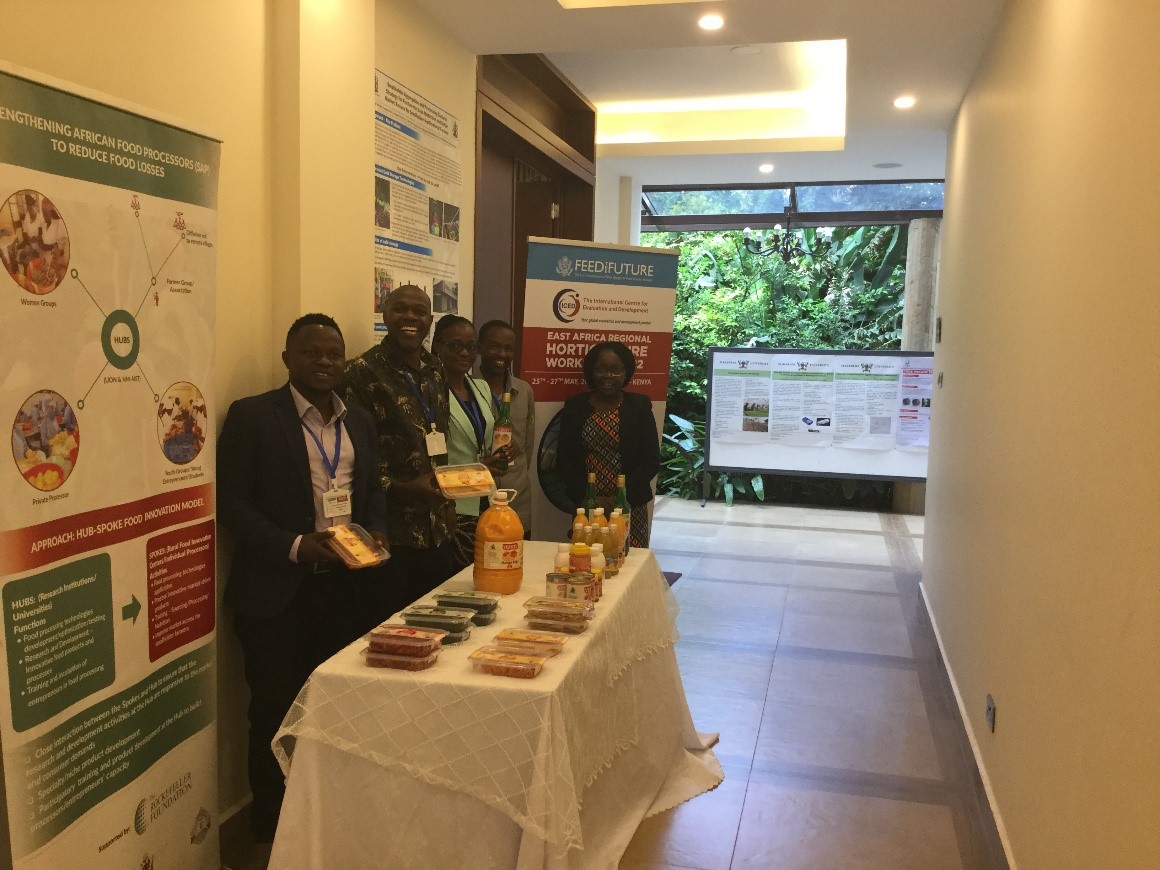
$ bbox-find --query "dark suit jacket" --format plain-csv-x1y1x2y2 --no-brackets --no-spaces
557,390,660,509
218,384,388,618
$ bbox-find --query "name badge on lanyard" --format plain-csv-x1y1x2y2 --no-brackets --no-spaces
322,483,351,519
425,425,447,460
404,371,447,461
302,418,351,518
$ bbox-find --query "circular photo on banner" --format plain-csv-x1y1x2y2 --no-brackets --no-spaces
158,382,208,465
12,390,80,492
0,190,71,295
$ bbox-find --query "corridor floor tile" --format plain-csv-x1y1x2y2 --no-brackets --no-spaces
730,780,963,870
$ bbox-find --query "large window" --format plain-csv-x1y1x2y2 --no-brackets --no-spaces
641,180,944,232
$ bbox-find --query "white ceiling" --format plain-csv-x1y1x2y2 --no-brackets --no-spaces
404,0,1008,186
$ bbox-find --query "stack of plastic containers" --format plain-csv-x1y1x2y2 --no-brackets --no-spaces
362,624,447,671
400,605,475,644
433,590,501,626
523,597,595,635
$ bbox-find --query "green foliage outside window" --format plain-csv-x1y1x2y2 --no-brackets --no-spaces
641,225,908,505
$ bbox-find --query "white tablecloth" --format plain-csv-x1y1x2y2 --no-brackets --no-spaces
269,543,722,869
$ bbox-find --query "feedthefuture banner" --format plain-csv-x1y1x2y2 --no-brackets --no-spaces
0,66,219,870
522,239,677,403
522,238,677,535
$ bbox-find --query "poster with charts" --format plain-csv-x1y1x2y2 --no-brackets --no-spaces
897,356,934,448
372,70,461,332
0,65,219,870
706,348,932,480
708,353,772,443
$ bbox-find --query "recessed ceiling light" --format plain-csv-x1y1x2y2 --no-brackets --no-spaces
873,162,903,169
893,95,917,109
731,45,761,56
698,13,724,31
758,163,774,173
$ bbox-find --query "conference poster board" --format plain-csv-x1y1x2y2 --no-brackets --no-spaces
522,238,677,538
707,348,933,480
372,70,462,333
0,65,219,869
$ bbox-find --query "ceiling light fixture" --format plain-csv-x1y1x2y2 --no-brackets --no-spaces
758,163,774,173
698,13,724,31
893,95,917,109
743,223,825,264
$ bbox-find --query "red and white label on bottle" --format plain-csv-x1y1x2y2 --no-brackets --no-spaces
482,540,523,570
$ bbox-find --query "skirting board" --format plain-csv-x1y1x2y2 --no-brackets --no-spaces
919,580,1017,870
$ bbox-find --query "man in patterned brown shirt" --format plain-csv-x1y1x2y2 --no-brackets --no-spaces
341,284,458,614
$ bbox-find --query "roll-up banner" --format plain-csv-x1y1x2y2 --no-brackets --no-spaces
521,238,677,538
0,64,220,869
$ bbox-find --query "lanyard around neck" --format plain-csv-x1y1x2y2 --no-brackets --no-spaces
301,417,342,479
402,370,437,428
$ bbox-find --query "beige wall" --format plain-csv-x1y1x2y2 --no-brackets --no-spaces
270,0,378,360
373,0,477,331
926,1,1160,867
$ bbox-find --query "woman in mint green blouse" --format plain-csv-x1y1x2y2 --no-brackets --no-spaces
432,315,495,569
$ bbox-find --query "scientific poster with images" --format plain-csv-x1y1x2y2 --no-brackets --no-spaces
705,348,933,480
0,66,219,869
768,354,835,447
831,355,903,450
897,356,934,448
709,353,773,442
372,71,461,332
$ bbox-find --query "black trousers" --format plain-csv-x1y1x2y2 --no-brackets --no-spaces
381,540,459,617
233,564,385,841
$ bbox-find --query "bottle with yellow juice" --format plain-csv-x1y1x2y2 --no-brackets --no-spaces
473,489,525,594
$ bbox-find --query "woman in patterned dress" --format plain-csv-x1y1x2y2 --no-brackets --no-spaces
557,341,660,547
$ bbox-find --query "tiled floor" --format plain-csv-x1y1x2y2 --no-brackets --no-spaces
621,497,1007,870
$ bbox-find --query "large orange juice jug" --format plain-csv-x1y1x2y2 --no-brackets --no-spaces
474,489,525,594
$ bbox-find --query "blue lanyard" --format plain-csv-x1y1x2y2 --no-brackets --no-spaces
301,417,342,480
453,384,485,451
402,371,437,428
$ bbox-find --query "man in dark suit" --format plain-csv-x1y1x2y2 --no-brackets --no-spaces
218,313,388,847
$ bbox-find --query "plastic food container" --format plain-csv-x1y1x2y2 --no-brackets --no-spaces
367,624,447,657
442,627,472,645
326,523,389,568
362,647,439,671
523,597,594,624
493,628,569,657
469,646,548,679
434,590,500,613
470,610,498,627
526,618,588,635
401,606,476,633
545,572,597,601
435,463,496,499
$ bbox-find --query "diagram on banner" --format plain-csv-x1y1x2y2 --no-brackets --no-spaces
5,189,211,493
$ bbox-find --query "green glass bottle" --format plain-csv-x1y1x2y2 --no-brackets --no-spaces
582,471,599,521
614,473,631,555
